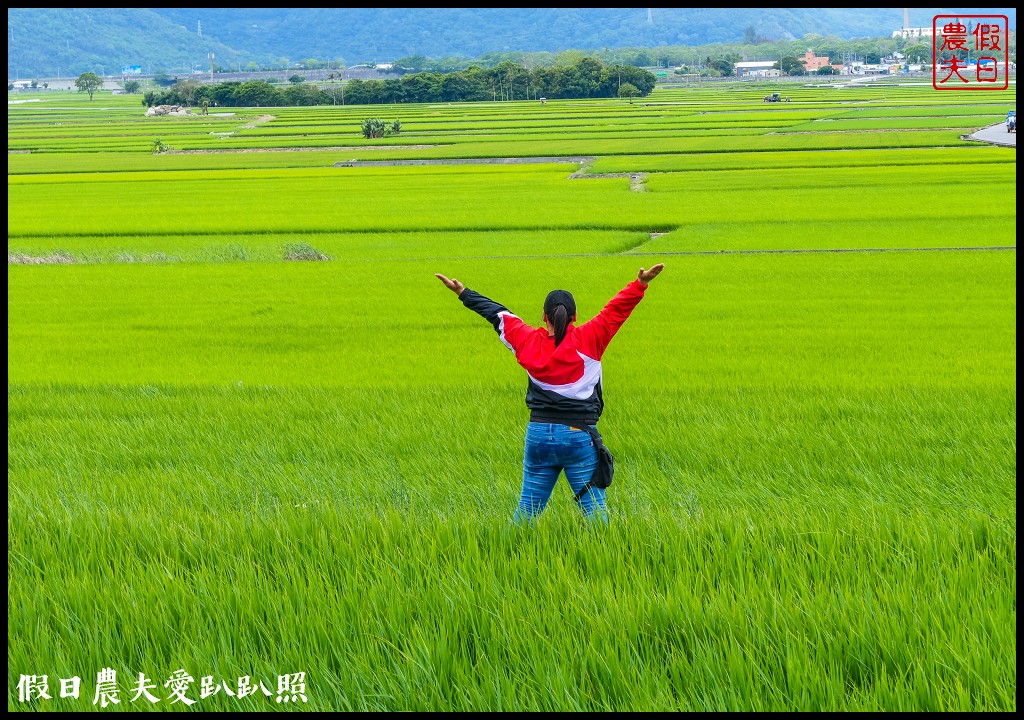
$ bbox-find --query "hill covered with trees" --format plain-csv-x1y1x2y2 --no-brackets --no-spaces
7,7,1017,79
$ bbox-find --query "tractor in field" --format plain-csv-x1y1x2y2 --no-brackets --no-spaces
764,92,782,103
1007,110,1016,133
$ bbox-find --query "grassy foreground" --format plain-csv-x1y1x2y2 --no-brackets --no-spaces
8,251,1016,710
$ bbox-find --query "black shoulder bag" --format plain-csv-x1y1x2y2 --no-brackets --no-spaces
568,421,615,503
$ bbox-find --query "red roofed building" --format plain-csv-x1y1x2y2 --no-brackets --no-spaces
800,51,831,72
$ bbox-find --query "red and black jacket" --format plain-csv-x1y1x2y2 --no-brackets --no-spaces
460,279,648,425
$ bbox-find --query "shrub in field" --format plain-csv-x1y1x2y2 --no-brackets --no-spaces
282,242,330,261
360,118,401,139
152,138,170,154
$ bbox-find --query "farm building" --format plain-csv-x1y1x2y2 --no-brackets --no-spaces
734,61,777,78
799,51,831,72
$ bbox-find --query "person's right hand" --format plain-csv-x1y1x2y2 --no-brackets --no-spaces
638,263,665,286
435,273,466,296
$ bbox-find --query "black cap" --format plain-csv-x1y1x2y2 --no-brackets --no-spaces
543,289,576,319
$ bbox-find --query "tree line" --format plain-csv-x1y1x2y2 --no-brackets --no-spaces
141,59,657,108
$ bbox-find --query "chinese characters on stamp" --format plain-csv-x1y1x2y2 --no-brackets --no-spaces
933,14,1009,90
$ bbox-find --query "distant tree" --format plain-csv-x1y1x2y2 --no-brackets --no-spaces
574,57,603,97
233,80,280,107
123,79,141,94
395,54,428,71
903,43,929,63
382,78,404,103
324,82,346,105
439,72,472,101
283,83,320,105
774,56,806,75
629,50,653,67
172,78,200,106
816,66,836,75
744,25,758,45
618,82,640,104
554,49,587,67
288,74,305,84
75,72,103,100
709,58,733,75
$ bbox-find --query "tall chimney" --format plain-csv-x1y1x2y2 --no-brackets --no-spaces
904,8,909,29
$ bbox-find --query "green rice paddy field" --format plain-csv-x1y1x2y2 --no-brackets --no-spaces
7,81,1016,711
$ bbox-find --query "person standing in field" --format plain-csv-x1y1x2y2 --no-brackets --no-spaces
435,264,665,524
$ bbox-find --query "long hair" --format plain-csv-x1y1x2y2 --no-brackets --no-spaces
552,304,569,346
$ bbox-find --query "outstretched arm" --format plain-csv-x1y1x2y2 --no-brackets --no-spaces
577,263,665,359
436,273,508,327
435,273,533,351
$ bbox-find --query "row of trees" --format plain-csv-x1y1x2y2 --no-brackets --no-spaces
141,58,657,107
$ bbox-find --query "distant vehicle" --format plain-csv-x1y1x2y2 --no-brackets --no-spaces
764,92,782,102
1007,110,1016,133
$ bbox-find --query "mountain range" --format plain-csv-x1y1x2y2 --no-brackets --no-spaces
7,7,1017,79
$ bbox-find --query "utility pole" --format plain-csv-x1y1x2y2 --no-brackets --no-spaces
197,19,202,37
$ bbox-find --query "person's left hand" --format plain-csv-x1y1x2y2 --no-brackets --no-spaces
435,273,465,296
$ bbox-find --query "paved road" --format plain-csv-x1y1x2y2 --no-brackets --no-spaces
969,121,1016,147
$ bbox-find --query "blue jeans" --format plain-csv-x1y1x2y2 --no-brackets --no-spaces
513,422,608,524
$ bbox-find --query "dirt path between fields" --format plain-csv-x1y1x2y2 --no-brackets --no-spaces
243,114,276,129
333,156,595,167
171,144,438,154
9,245,1015,265
332,155,649,190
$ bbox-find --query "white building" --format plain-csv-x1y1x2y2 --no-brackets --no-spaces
734,61,777,78
892,27,936,39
